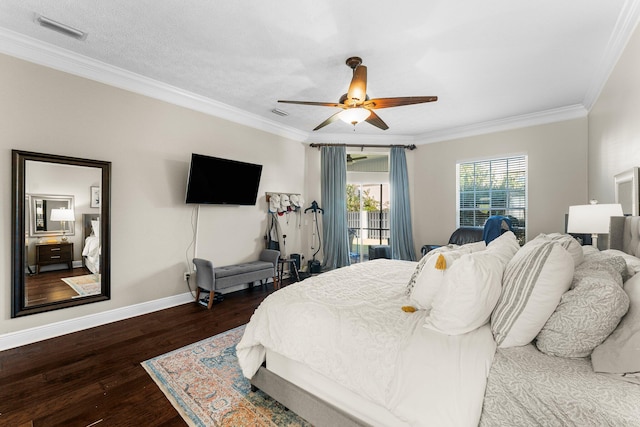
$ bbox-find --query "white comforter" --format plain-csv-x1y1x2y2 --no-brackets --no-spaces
237,259,496,426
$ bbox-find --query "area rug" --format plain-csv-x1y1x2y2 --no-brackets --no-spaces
141,325,310,427
61,274,101,297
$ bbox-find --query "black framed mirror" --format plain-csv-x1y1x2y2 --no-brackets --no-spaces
12,150,111,317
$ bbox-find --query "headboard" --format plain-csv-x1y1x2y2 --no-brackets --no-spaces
82,213,100,240
609,216,640,257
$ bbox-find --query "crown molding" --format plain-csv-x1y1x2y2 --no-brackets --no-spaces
415,104,589,145
305,131,416,145
0,27,308,142
583,0,640,110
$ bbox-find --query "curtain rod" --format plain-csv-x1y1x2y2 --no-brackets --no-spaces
309,143,417,150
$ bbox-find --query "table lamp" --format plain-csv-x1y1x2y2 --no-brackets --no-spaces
567,201,623,248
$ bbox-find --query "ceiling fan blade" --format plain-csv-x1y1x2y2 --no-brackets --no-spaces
313,111,343,131
364,96,438,109
346,65,367,105
278,100,344,108
366,111,389,130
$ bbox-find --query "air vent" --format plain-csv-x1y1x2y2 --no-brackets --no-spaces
35,14,87,41
271,108,289,117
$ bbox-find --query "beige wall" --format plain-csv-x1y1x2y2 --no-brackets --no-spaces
0,53,306,335
589,21,640,203
412,118,589,250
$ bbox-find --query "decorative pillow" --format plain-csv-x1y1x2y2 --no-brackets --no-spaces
491,239,574,348
592,272,640,375
410,249,469,310
535,256,629,357
406,241,486,296
534,233,584,267
574,253,628,284
405,247,452,296
603,249,640,278
425,232,519,335
91,220,100,239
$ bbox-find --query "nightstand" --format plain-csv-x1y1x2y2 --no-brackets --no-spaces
36,242,73,274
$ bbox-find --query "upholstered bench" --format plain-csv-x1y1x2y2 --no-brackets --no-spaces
193,249,280,309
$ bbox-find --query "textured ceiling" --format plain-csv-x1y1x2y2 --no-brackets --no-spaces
0,1,638,144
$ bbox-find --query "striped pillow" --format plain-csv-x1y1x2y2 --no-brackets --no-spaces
491,239,574,348
535,233,584,267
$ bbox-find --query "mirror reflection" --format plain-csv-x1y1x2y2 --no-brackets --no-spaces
28,194,75,236
12,150,111,317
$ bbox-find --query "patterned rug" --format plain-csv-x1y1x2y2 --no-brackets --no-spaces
61,274,101,297
141,325,311,426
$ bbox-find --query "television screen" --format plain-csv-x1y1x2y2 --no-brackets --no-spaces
185,153,263,205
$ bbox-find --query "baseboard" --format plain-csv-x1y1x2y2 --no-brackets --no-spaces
0,292,194,352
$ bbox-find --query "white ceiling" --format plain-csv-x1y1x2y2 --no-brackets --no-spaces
0,1,638,145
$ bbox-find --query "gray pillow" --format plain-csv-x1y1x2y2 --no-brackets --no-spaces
535,257,629,358
592,272,640,374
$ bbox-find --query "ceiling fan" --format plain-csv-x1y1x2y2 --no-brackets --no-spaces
347,154,367,163
278,57,438,131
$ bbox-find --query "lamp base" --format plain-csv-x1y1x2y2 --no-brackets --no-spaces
60,235,68,242
591,233,598,249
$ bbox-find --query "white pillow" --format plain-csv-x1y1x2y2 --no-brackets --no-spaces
582,245,599,257
406,247,453,296
91,220,100,239
491,239,574,348
409,240,487,308
406,241,485,296
592,272,640,375
425,232,519,335
410,249,469,310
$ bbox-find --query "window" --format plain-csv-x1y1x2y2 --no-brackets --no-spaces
457,155,527,244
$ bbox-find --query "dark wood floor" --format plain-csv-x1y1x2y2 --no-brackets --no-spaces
0,282,278,427
25,267,94,306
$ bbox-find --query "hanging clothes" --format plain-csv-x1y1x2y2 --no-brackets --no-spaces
265,212,286,257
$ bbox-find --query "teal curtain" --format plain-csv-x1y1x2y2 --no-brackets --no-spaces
321,146,351,269
390,146,417,261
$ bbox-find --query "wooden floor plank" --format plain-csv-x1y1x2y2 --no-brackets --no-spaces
0,283,278,426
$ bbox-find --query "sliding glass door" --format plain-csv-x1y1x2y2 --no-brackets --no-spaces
347,183,390,263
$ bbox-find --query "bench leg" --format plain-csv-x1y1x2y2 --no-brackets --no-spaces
207,292,214,309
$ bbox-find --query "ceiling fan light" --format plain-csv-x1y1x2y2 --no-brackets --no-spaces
339,108,371,125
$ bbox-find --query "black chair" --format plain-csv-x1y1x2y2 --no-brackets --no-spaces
421,227,484,257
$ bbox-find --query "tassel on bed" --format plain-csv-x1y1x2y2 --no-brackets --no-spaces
435,253,447,270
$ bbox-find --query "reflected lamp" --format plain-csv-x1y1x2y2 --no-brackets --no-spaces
50,208,75,242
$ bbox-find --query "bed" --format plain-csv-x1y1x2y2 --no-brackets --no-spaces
237,217,640,426
82,214,100,275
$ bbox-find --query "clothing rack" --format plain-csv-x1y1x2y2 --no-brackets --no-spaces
309,143,417,150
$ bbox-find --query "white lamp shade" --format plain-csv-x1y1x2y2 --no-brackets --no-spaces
567,204,623,234
339,108,371,125
50,208,75,222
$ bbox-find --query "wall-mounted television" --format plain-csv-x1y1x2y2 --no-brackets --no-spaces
185,153,263,205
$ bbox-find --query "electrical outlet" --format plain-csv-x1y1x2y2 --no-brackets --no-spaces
183,272,190,281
